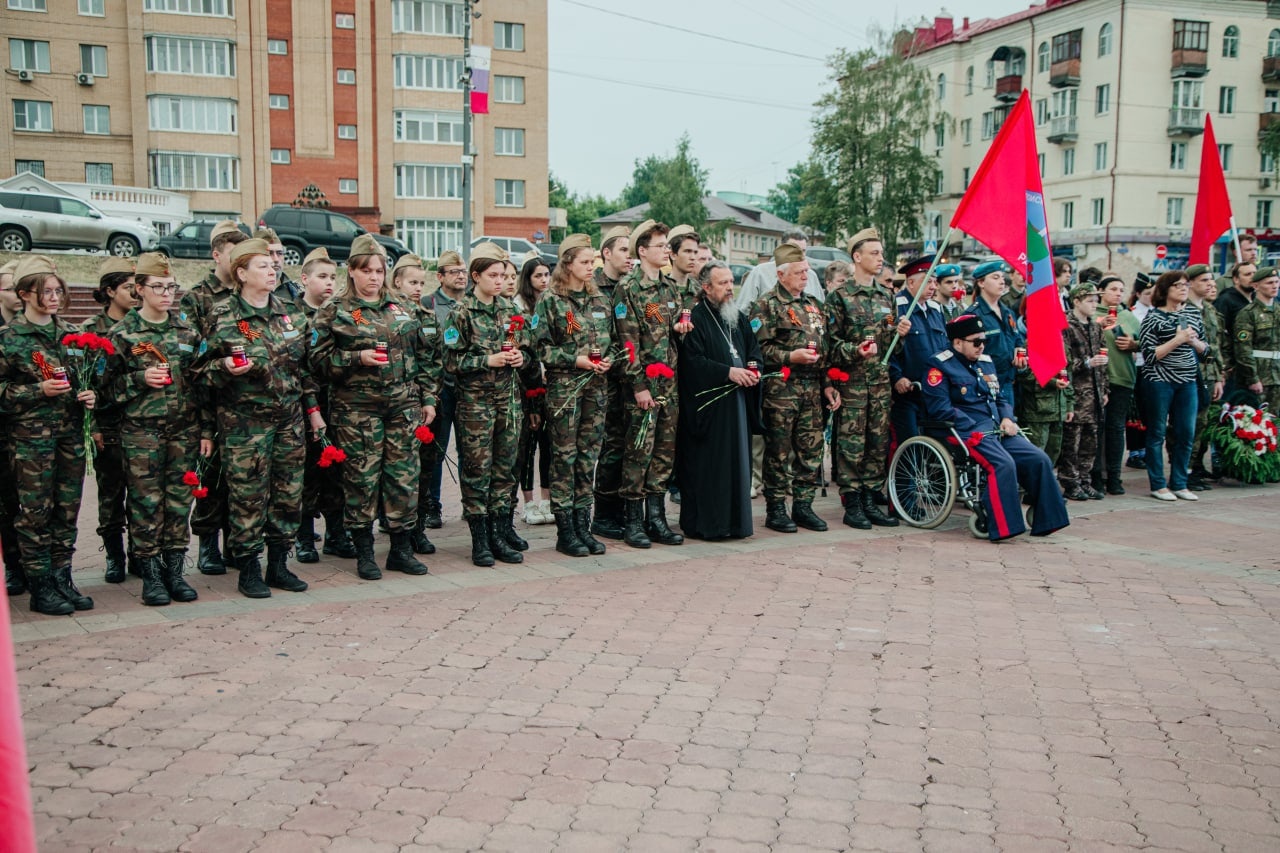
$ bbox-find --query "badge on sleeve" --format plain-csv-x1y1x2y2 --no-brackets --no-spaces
444,327,460,346
615,303,628,319
529,313,540,330
926,367,944,387
310,329,319,346
750,317,762,332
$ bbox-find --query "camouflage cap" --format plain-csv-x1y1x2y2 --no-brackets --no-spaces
210,219,243,245
629,219,658,257
98,257,136,279
846,227,882,254
349,233,386,259
253,227,281,244
13,254,58,282
558,233,593,259
774,243,805,266
601,225,630,248
302,247,333,267
471,241,509,262
667,224,699,243
228,238,270,266
437,249,463,269
392,253,425,278
1069,282,1099,301
1184,263,1212,280
133,252,172,279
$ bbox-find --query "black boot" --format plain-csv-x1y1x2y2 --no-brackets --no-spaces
765,500,798,533
197,533,225,575
236,553,272,598
489,512,524,564
140,555,170,607
590,494,625,540
161,550,198,602
622,499,651,549
840,492,872,530
468,515,495,567
575,508,607,556
503,507,529,551
644,495,683,545
4,557,26,597
295,516,319,563
554,510,589,557
29,573,74,616
410,513,436,555
386,531,430,575
861,487,899,527
53,560,93,611
102,530,127,583
791,500,828,532
322,516,358,559
127,551,143,578
422,499,443,530
265,543,308,592
351,526,381,580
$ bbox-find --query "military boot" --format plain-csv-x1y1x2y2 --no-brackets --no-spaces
553,510,589,557
862,487,899,526
321,514,358,559
468,515,495,567
197,533,225,575
235,553,272,599
765,500,798,533
590,494,625,541
840,492,871,530
265,543,308,592
422,498,443,530
140,555,171,607
644,495,683,545
410,512,436,555
622,499,651,549
295,516,319,563
161,550,198,602
574,508,607,556
102,530,127,583
791,501,828,532
52,559,93,611
488,512,524,564
503,507,529,551
29,572,74,616
350,526,381,580
386,531,430,575
127,551,143,578
4,541,26,596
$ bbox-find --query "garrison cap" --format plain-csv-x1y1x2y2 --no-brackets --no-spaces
13,254,57,282
436,249,462,269
470,241,509,262
253,227,281,244
1184,263,1212,280
558,233,593,259
946,313,986,340
228,238,270,266
601,225,630,248
392,253,425,278
1069,282,1099,301
898,255,935,278
0,260,17,277
629,219,659,257
935,263,962,279
210,219,243,244
1252,266,1279,282
846,227,881,254
972,260,1008,280
773,243,805,266
98,257,136,279
302,247,333,267
133,252,172,279
349,233,385,259
667,224,699,243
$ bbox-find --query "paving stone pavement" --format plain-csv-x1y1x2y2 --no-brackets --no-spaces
10,469,1280,852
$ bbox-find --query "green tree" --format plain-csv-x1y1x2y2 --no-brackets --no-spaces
1261,123,1280,181
549,172,621,236
618,135,721,241
763,163,805,224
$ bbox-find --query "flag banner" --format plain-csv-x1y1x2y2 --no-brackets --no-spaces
1190,114,1233,265
951,90,1067,384
470,45,491,115
0,598,36,853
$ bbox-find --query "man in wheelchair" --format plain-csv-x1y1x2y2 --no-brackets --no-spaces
920,314,1070,541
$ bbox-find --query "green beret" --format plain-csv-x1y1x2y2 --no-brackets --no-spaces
774,243,805,266
1184,264,1212,280
1253,266,1278,282
972,260,1007,280
935,264,961,279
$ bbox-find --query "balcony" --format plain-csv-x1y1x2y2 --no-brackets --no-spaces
1170,48,1208,78
1047,115,1078,143
1264,54,1280,82
995,74,1022,103
1168,107,1205,137
1049,58,1080,88
1260,112,1280,137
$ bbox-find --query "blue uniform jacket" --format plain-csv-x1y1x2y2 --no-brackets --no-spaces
920,349,1014,434
889,289,949,385
970,298,1024,390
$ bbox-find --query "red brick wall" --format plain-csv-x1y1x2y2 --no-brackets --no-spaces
483,216,550,241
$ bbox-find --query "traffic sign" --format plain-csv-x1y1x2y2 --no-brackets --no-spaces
923,240,938,254
1155,244,1168,259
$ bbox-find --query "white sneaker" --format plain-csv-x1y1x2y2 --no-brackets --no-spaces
1151,489,1177,502
523,504,541,524
1173,489,1199,501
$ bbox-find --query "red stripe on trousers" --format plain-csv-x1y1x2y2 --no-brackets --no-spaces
965,442,1011,539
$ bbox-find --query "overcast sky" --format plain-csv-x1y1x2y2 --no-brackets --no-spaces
546,0,1025,202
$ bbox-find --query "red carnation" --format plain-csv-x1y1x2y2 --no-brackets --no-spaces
191,486,209,499
182,471,200,486
967,431,985,448
61,333,85,348
317,443,348,467
507,315,525,333
415,424,435,444
524,387,547,399
827,368,850,382
623,340,637,364
645,362,675,380
780,367,791,381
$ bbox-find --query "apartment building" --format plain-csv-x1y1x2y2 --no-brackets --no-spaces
904,0,1280,275
1,0,548,256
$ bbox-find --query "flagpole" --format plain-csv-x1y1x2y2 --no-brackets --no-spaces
881,227,956,366
1230,215,1242,264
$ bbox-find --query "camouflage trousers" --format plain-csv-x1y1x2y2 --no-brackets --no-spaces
457,380,519,518
331,403,421,533
620,382,678,500
122,420,200,557
220,408,304,557
9,421,85,578
762,379,825,503
92,431,128,537
546,371,607,513
301,427,345,522
1059,419,1099,490
1023,420,1064,467
593,372,628,501
188,437,229,538
833,380,891,495
0,437,19,569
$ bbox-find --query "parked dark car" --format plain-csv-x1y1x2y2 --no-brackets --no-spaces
729,263,753,287
805,246,853,278
156,219,251,259
257,206,407,266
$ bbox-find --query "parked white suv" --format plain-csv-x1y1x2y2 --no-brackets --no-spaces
0,190,159,257
470,235,538,267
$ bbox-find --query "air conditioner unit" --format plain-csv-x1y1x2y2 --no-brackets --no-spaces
15,69,32,82
76,72,94,85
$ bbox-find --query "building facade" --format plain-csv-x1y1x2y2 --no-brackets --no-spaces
905,0,1280,275
1,0,548,256
594,196,803,267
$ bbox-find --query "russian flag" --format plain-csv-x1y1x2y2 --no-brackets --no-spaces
470,45,491,115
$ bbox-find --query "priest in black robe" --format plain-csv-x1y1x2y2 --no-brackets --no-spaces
676,262,764,540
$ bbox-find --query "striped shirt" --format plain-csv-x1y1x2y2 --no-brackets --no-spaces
1139,307,1204,384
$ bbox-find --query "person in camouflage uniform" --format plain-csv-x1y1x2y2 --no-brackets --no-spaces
103,253,202,606
0,260,24,597
443,247,537,566
81,257,137,583
1233,265,1280,414
1185,264,1225,489
309,236,437,580
1061,284,1111,500
824,228,901,530
1016,338,1074,466
664,224,701,507
194,238,316,598
0,256,98,615
181,220,248,575
751,243,842,533
534,234,614,557
613,220,692,548
590,225,632,540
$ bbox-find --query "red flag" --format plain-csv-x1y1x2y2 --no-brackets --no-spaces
1190,114,1233,265
951,90,1066,384
0,601,36,853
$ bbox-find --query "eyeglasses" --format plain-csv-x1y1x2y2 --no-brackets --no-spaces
139,283,180,294
441,267,466,276
964,337,987,346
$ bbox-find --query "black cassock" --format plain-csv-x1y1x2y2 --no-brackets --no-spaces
676,299,764,540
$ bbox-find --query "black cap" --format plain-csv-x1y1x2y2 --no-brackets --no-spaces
946,313,985,340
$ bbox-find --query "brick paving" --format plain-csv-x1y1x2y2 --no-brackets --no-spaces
10,470,1280,852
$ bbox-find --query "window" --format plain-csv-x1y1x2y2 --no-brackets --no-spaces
337,124,357,140
1051,30,1082,63
267,40,288,56
493,75,524,104
337,68,355,84
962,167,970,190
394,109,462,143
495,179,525,207
1035,98,1049,126
494,127,524,156
1091,198,1105,227
1037,41,1049,72
393,54,464,91
981,111,994,140
397,219,463,258
1173,20,1209,52
270,148,290,164
1218,143,1233,172
7,0,46,9
1051,88,1077,119
1219,86,1236,115
494,22,524,51
1171,79,1203,111
78,0,103,14
1098,23,1113,57
934,171,945,196
1062,148,1075,176
392,1,464,35
80,44,108,76
965,66,973,95
937,74,946,100
960,118,971,145
395,163,462,198
934,122,945,150
1094,142,1107,171
1038,153,1046,177
335,13,355,29
1062,201,1074,230
339,178,358,194
1170,142,1187,170
1095,84,1110,114
1267,89,1280,114
1264,152,1277,174
1166,197,1184,227
1259,200,1274,229
15,159,44,176
83,105,110,134
269,94,289,110
1009,52,1025,76
148,96,236,133
145,36,236,77
1223,25,1239,58
984,60,994,88
143,0,233,15
9,38,50,73
1270,29,1280,58
149,151,239,190
13,99,52,131
85,162,113,183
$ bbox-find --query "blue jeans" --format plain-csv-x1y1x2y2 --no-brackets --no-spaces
1144,379,1197,491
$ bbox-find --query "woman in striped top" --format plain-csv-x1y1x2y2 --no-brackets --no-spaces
1138,271,1210,502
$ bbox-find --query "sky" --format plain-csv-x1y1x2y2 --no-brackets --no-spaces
546,0,1026,202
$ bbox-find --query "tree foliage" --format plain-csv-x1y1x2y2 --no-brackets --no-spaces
1261,122,1280,180
549,172,619,236
619,135,722,241
763,163,806,224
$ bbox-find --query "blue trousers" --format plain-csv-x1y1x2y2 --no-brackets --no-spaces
965,430,1070,541
1144,379,1197,492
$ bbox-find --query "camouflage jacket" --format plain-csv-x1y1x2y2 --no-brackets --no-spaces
612,268,688,395
80,308,128,433
1016,337,1074,422
102,309,205,432
309,292,437,410
179,270,234,336
1065,314,1110,421
442,293,537,392
591,267,624,303
0,313,89,434
1233,298,1280,386
824,280,895,386
535,287,616,379
1186,301,1224,384
750,283,831,390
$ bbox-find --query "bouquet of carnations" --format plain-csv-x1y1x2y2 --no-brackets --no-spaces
1205,402,1280,483
60,332,115,458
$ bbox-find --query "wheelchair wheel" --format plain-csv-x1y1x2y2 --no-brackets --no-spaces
1025,504,1035,529
967,511,988,539
888,435,957,528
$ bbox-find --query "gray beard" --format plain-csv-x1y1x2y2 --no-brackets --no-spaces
715,299,740,327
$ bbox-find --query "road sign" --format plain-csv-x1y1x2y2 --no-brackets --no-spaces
1152,258,1171,271
923,240,938,254
1155,244,1168,259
